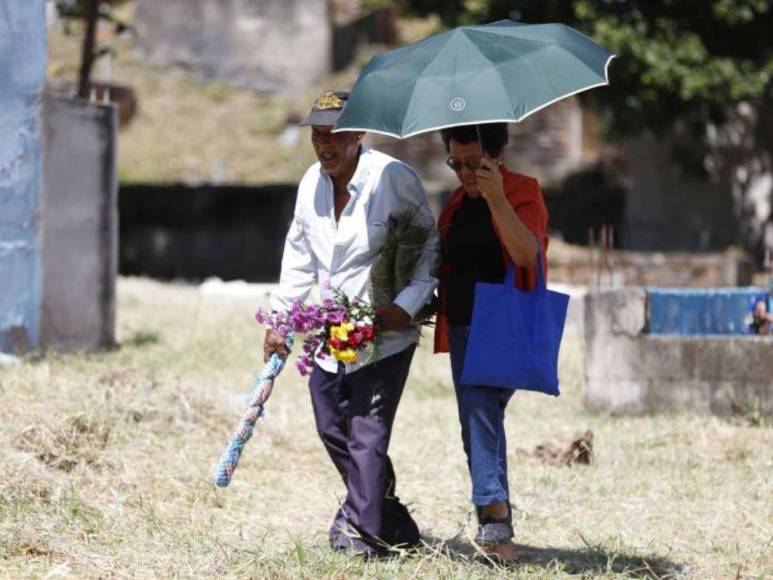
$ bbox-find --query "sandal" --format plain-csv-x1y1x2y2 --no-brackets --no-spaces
474,504,518,565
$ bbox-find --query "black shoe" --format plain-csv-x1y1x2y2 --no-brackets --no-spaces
329,508,387,559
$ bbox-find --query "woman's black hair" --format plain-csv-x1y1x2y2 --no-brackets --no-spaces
440,123,509,158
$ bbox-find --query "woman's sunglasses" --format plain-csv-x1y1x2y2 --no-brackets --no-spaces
446,156,482,172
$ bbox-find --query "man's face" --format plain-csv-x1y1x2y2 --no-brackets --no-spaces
311,125,363,179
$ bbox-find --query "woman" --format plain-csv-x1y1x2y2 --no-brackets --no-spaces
434,123,549,562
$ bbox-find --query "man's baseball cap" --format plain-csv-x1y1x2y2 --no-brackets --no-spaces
300,90,349,126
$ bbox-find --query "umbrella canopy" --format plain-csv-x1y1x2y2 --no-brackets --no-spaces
334,20,614,139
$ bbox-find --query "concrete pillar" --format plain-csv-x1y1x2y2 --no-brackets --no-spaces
0,1,46,353
41,95,118,351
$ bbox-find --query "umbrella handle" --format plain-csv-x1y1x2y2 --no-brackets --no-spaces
475,124,485,158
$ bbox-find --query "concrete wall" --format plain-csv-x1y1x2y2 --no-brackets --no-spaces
41,95,118,350
547,242,755,288
135,0,331,92
119,184,296,282
584,289,772,416
0,1,46,353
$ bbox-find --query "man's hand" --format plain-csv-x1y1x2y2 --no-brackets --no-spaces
263,328,290,363
374,304,411,332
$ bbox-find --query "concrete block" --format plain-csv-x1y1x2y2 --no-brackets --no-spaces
585,289,773,416
40,95,117,351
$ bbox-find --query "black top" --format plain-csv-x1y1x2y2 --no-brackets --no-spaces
444,194,505,326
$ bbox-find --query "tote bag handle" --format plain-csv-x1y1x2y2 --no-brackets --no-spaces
502,242,546,294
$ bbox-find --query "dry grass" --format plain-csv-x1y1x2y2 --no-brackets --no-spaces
1,278,771,578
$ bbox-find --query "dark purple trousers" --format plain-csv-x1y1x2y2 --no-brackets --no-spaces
308,344,420,555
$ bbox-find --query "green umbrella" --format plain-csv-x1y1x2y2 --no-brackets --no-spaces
334,20,614,138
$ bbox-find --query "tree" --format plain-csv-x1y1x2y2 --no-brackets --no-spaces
55,0,131,99
77,0,100,98
568,0,773,137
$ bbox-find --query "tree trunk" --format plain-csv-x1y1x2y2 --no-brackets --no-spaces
77,0,100,99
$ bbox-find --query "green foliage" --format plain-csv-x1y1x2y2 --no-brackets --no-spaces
570,0,773,135
399,0,773,137
367,205,437,320
400,0,537,27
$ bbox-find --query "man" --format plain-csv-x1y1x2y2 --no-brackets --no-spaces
750,297,772,335
264,90,439,557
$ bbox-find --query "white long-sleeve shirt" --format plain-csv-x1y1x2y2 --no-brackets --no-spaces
270,147,440,373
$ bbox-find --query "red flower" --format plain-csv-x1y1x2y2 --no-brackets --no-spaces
361,325,375,341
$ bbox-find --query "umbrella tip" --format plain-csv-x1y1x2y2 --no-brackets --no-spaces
509,10,522,22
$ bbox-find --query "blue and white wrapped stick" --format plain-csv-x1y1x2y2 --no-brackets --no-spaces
214,334,294,487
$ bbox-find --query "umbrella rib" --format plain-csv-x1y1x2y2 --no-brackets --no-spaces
512,53,615,123
459,30,531,119
512,45,562,111
398,31,458,136
465,25,612,111
511,44,613,121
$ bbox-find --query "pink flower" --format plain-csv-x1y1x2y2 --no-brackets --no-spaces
326,309,345,325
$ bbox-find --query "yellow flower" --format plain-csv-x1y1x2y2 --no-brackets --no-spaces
330,322,354,341
332,347,358,363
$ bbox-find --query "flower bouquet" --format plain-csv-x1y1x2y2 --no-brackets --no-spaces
256,288,378,376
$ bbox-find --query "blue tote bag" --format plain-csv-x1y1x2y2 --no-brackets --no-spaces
459,248,569,396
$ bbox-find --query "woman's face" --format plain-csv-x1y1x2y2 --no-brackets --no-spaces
448,139,502,195
448,139,483,194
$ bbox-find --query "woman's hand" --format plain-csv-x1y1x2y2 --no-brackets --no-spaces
476,158,539,267
475,158,506,205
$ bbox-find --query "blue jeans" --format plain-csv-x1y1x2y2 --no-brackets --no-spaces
449,325,514,506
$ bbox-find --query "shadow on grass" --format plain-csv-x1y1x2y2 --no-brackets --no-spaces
515,543,685,578
421,534,686,579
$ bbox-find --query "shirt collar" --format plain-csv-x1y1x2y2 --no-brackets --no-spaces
348,146,371,194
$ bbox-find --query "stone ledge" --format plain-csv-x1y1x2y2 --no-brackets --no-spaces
584,290,772,416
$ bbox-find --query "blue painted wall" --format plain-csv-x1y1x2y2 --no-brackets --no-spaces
0,1,46,352
647,288,771,335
